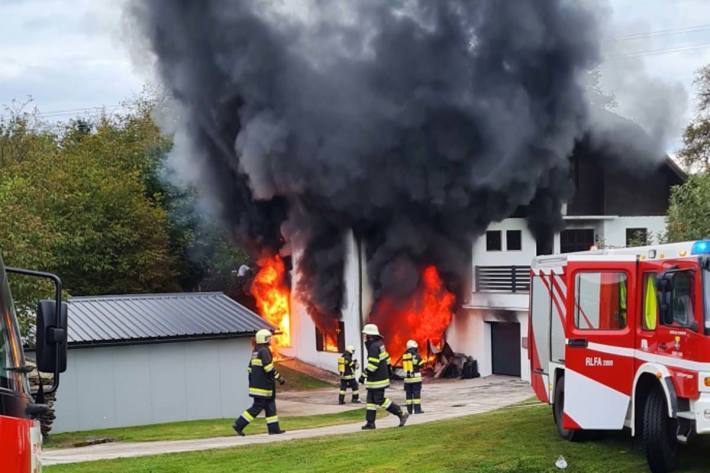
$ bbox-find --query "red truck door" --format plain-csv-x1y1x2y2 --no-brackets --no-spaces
563,259,637,430
637,259,705,400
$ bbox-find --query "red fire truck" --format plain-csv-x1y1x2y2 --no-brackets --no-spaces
0,255,67,473
529,240,710,473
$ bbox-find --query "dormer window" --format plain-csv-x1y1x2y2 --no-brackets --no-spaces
506,230,522,251
486,231,502,251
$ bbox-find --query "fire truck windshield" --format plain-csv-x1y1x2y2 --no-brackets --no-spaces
0,258,27,394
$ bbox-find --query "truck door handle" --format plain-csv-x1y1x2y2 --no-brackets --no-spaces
568,339,588,348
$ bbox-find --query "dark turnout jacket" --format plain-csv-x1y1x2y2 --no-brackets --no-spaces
248,344,282,398
364,338,390,389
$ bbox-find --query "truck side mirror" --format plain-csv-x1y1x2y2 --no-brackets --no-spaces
657,272,674,326
36,300,68,373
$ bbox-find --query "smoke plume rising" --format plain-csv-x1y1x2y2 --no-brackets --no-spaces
126,0,664,330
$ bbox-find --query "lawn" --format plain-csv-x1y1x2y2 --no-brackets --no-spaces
47,361,336,449
275,362,335,391
45,403,710,473
46,408,371,449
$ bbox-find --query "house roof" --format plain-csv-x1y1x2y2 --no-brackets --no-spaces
663,156,687,182
67,292,274,347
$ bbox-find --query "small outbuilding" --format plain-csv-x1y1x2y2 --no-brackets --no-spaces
53,292,272,433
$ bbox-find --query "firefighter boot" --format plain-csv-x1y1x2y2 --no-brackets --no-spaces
232,423,246,437
352,391,360,403
385,401,409,427
414,400,423,414
339,387,346,404
233,413,251,436
406,402,413,414
398,411,410,427
267,422,286,435
362,406,377,429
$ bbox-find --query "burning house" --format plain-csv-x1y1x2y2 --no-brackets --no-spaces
273,150,684,379
127,2,685,381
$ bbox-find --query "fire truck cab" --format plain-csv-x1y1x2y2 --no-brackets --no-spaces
529,240,710,473
0,255,67,473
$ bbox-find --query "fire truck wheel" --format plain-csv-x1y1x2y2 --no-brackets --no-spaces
643,387,678,473
553,375,580,442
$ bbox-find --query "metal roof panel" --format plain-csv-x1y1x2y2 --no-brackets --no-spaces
67,292,273,345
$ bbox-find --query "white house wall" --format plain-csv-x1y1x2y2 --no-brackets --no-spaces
281,230,368,373
602,216,666,246
472,218,537,267
562,216,666,248
53,338,252,433
449,308,530,381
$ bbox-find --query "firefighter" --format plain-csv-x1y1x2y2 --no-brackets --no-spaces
359,323,408,430
337,345,360,404
402,339,424,414
233,329,286,436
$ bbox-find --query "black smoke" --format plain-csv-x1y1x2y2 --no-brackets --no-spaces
127,0,658,330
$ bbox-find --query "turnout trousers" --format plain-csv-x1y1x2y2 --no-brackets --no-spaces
339,378,360,403
365,388,403,425
234,397,282,434
404,382,423,413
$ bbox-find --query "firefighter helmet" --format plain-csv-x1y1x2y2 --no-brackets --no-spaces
345,345,355,354
361,323,380,337
255,329,272,344
406,339,418,349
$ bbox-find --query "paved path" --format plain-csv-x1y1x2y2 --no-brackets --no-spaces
43,375,533,466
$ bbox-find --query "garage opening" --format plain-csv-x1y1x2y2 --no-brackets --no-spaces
490,322,521,376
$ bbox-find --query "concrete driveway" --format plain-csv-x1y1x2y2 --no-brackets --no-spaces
43,375,533,466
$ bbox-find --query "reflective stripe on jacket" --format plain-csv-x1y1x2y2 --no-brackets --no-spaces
364,338,390,389
402,348,424,384
248,344,281,397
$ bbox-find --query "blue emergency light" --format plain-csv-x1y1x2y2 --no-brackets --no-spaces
691,240,710,255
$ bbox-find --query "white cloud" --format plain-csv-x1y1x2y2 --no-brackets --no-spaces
0,0,143,116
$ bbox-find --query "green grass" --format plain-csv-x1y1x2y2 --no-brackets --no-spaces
47,361,334,449
46,408,372,449
275,363,335,391
45,403,710,473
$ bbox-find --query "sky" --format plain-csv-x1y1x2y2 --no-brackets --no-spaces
1,0,710,154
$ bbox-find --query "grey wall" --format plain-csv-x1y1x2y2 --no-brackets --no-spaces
53,338,252,433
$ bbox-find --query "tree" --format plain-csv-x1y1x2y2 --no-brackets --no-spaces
666,174,710,242
665,65,710,242
0,107,179,323
0,100,251,337
66,100,250,293
679,65,710,172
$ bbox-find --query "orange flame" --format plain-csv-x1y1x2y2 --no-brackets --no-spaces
324,332,340,353
251,254,291,349
368,265,455,364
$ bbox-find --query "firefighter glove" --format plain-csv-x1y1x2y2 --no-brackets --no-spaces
278,377,285,385
359,375,365,384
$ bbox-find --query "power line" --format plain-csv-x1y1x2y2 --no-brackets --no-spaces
618,41,710,58
616,24,710,41
33,105,123,119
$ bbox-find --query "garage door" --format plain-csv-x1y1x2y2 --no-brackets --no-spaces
491,322,521,377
